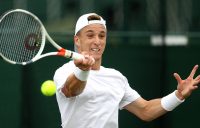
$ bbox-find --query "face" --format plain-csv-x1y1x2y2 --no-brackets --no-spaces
75,24,107,61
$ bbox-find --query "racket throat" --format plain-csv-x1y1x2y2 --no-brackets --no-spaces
57,48,73,58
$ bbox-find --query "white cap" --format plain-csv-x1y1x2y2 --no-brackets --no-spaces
75,13,106,35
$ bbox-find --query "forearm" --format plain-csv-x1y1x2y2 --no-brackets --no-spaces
62,73,86,97
62,67,90,97
125,98,167,122
141,99,167,121
144,91,185,121
126,91,184,122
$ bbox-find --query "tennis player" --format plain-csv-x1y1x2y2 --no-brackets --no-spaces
53,13,200,128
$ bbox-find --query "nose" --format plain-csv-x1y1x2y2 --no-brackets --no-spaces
94,36,100,45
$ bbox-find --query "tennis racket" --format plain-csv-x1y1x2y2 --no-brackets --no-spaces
0,9,83,65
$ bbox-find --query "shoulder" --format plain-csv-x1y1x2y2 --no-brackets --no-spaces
57,61,74,70
54,61,75,76
100,66,125,78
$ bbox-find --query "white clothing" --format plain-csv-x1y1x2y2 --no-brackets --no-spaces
53,61,141,128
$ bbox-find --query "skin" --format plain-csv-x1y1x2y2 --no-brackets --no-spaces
125,65,200,121
61,24,106,97
61,23,200,121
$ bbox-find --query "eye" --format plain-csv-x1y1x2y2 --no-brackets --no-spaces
99,33,106,39
86,33,94,38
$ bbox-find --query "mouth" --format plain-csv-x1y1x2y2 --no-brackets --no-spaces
91,48,100,52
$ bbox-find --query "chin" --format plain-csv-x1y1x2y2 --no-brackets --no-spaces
92,55,102,61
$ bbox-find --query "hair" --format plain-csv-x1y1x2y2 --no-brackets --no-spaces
87,14,101,21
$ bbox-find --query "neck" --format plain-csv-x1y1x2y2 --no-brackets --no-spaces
91,58,102,70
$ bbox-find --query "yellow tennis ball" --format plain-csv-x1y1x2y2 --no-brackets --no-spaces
41,80,56,96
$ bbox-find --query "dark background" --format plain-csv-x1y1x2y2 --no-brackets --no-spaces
0,0,200,128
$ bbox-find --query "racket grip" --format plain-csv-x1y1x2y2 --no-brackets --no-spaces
72,52,84,60
71,52,95,64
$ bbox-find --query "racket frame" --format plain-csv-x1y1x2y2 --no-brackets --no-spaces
0,9,83,65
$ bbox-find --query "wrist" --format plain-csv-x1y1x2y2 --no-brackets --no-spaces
161,90,185,111
73,67,90,81
175,90,185,100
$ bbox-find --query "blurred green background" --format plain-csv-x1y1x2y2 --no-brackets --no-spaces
0,0,200,128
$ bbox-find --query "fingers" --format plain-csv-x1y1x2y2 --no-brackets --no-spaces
74,52,95,71
82,54,95,66
194,75,200,85
190,85,198,91
195,75,200,81
74,57,83,66
173,73,182,84
189,65,199,78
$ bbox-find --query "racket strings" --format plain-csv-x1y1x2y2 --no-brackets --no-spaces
1,13,26,62
0,11,43,63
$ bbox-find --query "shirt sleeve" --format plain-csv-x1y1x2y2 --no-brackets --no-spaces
119,76,141,110
53,61,75,94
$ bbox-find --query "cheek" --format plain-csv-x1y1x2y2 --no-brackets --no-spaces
80,41,91,51
101,40,106,48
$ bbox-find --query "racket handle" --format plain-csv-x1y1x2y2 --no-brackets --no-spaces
72,52,95,64
65,50,95,63
71,52,84,60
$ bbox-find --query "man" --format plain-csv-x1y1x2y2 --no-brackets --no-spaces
53,13,200,128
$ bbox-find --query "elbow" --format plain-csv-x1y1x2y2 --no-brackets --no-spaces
61,73,86,98
141,117,154,122
68,90,83,97
61,86,83,97
62,81,86,97
138,108,156,122
139,115,155,122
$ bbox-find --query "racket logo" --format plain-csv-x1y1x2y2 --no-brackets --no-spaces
24,33,41,50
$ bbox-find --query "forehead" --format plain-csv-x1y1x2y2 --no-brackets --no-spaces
80,24,106,34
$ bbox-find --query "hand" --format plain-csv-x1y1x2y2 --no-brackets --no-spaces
74,52,95,71
174,65,200,100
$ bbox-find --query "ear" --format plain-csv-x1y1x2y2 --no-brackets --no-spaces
74,35,80,46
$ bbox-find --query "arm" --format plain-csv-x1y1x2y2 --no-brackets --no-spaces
61,54,94,97
61,73,87,97
125,65,200,121
125,97,166,122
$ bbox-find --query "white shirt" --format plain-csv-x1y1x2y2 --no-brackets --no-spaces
54,61,140,128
